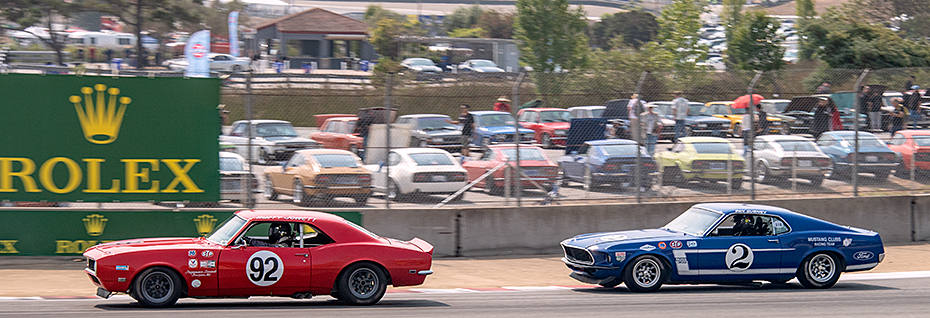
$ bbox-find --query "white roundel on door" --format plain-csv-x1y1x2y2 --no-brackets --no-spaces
725,243,754,271
246,250,284,286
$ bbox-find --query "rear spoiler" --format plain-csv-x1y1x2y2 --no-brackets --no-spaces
408,237,434,255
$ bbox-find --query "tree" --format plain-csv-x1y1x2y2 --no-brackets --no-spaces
514,0,589,73
365,5,424,62
795,0,817,60
727,11,785,71
442,6,513,38
721,0,743,42
0,0,79,65
588,10,658,50
443,5,483,35
477,10,514,39
644,0,708,71
86,0,199,69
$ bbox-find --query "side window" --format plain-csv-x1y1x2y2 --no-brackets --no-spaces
816,135,832,147
479,150,494,161
889,134,905,146
711,214,774,237
230,123,247,136
321,122,331,133
753,140,766,151
772,217,791,235
285,154,304,168
528,112,539,123
518,111,530,122
576,144,589,155
388,152,401,166
672,142,685,152
237,221,334,248
587,146,599,156
296,223,335,247
332,122,345,134
570,109,579,118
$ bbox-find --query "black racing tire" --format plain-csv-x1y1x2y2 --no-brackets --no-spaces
487,178,504,196
755,161,773,184
386,179,405,202
622,255,668,292
599,277,623,289
797,252,843,289
131,267,182,308
662,166,684,185
337,263,387,305
231,65,243,73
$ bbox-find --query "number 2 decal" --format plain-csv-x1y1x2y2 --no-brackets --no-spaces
724,243,754,272
246,250,284,286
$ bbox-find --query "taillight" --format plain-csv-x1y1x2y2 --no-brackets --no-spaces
846,153,856,162
315,175,331,184
451,172,467,182
781,158,793,166
815,158,831,167
413,173,429,183
692,161,708,170
733,162,744,170
358,175,371,184
542,167,558,176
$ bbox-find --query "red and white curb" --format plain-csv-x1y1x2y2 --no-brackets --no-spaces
3,271,929,301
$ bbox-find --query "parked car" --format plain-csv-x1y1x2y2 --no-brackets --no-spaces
395,114,462,150
648,101,732,137
750,135,833,187
560,203,884,291
469,111,536,147
364,148,468,202
886,130,930,177
567,105,605,119
84,210,434,307
557,139,657,189
221,120,320,164
458,59,505,72
400,58,442,73
517,108,572,148
815,131,900,180
219,151,260,202
264,149,372,206
759,99,798,130
462,144,558,195
164,53,251,72
704,101,785,136
310,117,364,154
654,137,745,189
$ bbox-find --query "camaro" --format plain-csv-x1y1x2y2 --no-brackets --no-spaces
84,210,434,307
561,203,884,291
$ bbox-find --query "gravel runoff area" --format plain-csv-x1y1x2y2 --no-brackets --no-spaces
1,242,928,297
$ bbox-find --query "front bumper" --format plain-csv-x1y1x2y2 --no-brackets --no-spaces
303,184,373,195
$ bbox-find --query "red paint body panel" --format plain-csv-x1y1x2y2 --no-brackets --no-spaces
888,131,930,170
462,145,558,188
518,108,572,146
310,117,364,151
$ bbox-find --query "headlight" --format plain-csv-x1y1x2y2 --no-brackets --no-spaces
697,124,708,128
431,137,443,142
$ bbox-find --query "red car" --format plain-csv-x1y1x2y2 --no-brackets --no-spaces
462,145,558,195
517,108,572,148
888,130,930,173
311,117,364,154
83,210,433,307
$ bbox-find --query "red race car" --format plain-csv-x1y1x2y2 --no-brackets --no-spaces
517,108,572,148
462,144,558,195
83,210,433,307
888,129,930,174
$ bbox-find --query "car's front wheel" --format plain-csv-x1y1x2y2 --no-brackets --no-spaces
337,263,387,305
797,252,842,289
622,255,667,292
132,267,182,308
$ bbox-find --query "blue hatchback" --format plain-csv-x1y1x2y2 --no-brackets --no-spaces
815,131,900,180
561,203,885,292
557,139,656,189
469,111,536,147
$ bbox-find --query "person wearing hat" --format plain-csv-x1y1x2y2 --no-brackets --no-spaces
904,85,922,129
640,104,663,155
217,104,230,134
493,96,511,112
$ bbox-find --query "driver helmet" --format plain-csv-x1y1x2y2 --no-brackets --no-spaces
268,222,292,244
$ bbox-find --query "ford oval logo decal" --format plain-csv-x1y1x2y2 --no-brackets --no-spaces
853,251,874,261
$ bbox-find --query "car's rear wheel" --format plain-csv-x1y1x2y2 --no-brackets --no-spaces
264,176,278,200
797,252,842,289
662,166,684,184
730,177,743,189
622,255,667,292
387,179,405,202
132,267,182,308
755,161,773,184
337,263,387,305
293,179,307,206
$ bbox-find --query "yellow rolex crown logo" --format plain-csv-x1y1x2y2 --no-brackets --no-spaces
83,214,108,236
69,84,132,144
194,214,218,236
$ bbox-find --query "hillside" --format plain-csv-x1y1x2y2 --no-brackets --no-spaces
758,0,851,16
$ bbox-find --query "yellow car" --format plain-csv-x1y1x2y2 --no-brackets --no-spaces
704,101,785,137
654,137,745,189
264,149,372,206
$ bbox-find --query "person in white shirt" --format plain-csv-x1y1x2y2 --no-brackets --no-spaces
627,94,643,120
742,109,759,151
671,91,689,142
640,105,664,155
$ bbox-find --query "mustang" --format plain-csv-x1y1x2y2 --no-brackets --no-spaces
84,210,433,307
561,203,884,292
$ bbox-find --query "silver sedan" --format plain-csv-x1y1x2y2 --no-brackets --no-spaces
750,135,833,187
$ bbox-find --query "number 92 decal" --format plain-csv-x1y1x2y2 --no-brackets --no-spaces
247,250,284,286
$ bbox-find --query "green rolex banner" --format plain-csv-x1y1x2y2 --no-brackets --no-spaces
0,74,221,202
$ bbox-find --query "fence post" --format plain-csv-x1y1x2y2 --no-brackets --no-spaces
384,73,393,209
245,71,255,208
852,69,870,197
634,71,648,203
748,71,763,200
512,71,526,207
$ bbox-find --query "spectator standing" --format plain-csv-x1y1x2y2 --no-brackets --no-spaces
640,105,663,155
741,107,759,151
104,48,114,62
811,99,832,140
904,76,916,92
446,104,475,156
354,108,374,157
89,47,96,63
754,104,770,136
866,86,884,131
493,96,511,112
816,81,832,94
77,48,85,62
904,85,922,129
671,91,689,142
627,93,644,120
889,98,909,135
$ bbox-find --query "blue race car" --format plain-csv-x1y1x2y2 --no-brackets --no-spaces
815,131,900,180
470,111,536,147
558,139,657,189
561,203,884,291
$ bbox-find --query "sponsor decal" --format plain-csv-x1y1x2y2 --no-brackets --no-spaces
188,250,196,257
185,270,216,277
83,214,107,236
200,260,216,269
725,243,754,271
686,241,697,248
808,236,842,247
247,250,284,287
191,279,201,288
853,251,874,261
597,235,629,242
0,240,19,253
670,241,682,249
734,209,766,214
675,256,688,265
639,244,656,251
55,240,112,254
658,242,667,249
201,250,214,258
115,265,129,271
614,252,626,262
252,216,317,222
118,278,126,282
69,84,131,145
195,215,218,236
843,238,853,247
0,157,205,194
188,259,198,268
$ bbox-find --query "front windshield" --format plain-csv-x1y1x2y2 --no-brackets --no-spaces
840,136,886,148
913,135,930,146
478,114,516,127
418,117,457,130
219,157,246,171
500,148,548,161
652,104,673,116
663,207,722,236
690,104,710,116
206,215,248,245
255,123,298,137
692,142,733,154
472,60,497,67
598,144,640,156
775,140,819,152
769,101,789,113
539,111,572,122
409,153,455,165
591,108,605,118
312,154,360,168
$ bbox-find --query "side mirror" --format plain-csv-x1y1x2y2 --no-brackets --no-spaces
280,161,287,167
377,161,385,172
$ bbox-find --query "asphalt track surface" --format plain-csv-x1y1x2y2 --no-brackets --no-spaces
4,273,930,317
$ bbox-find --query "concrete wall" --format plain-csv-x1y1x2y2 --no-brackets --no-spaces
358,195,930,257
